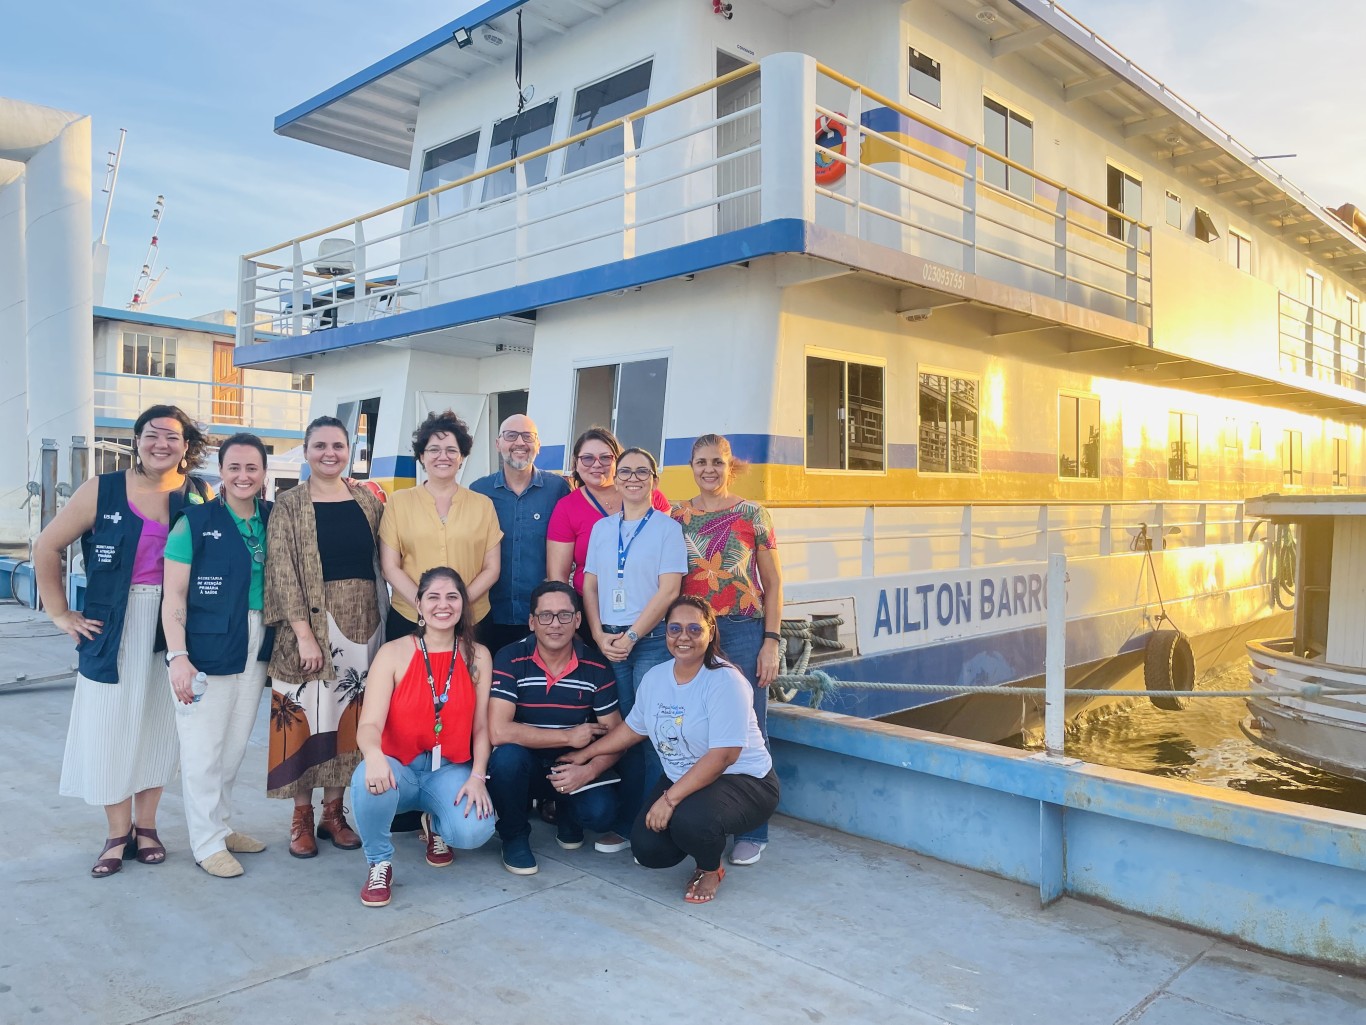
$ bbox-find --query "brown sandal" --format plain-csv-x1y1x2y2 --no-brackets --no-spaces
134,826,166,865
91,831,135,878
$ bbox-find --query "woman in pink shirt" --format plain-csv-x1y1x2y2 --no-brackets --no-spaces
547,426,669,594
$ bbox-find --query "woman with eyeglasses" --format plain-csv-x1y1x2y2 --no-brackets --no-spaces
350,567,495,908
546,426,670,597
561,596,779,904
580,446,685,852
34,404,212,877
673,433,784,867
265,415,386,859
380,410,502,642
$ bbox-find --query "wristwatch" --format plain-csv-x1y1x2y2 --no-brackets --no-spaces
626,629,639,642
164,649,189,666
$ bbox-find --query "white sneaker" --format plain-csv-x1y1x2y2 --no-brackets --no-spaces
729,840,766,865
594,832,630,853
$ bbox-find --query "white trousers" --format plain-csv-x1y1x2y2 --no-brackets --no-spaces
174,611,267,862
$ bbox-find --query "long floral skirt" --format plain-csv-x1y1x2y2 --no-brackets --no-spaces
266,585,381,798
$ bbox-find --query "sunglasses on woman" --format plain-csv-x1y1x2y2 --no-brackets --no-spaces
666,622,705,637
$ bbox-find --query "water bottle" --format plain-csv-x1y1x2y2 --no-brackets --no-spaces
191,672,208,703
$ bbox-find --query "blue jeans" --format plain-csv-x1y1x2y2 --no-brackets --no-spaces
717,614,771,845
351,751,496,864
487,743,618,843
605,625,671,835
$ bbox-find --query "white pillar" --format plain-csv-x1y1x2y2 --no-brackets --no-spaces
0,163,29,544
23,117,94,493
759,52,817,224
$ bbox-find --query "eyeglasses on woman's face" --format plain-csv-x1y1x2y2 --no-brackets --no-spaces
577,453,616,466
424,446,462,459
500,430,537,443
616,467,654,481
666,622,706,637
533,610,576,625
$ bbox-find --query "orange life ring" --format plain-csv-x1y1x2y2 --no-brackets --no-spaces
814,114,847,185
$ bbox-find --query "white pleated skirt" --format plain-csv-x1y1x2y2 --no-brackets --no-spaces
59,585,180,806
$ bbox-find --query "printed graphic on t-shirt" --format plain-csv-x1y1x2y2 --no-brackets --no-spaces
652,702,697,771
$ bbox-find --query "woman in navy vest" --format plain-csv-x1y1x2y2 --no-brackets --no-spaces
34,404,211,877
161,433,275,878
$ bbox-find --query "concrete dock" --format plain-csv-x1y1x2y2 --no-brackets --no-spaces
2,604,1363,1025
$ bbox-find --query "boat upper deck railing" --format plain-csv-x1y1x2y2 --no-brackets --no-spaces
237,53,1151,347
1278,292,1366,394
93,371,310,434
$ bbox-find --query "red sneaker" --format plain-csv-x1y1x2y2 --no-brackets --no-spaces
421,813,454,868
360,861,393,907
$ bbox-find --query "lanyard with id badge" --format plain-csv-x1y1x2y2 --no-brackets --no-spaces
613,509,654,612
417,636,456,770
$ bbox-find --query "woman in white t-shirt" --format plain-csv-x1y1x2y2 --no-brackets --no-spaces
561,595,779,903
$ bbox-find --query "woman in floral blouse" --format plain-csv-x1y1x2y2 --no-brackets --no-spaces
671,434,783,866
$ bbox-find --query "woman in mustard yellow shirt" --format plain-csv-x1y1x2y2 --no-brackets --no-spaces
379,411,503,640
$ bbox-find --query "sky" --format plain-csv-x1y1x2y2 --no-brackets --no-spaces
1,0,1362,320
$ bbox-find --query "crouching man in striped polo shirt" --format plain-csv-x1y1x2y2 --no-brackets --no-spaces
487,580,625,875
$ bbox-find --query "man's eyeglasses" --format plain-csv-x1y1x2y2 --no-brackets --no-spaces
577,453,616,466
616,467,654,481
533,610,576,625
424,446,462,458
666,622,705,637
500,431,537,443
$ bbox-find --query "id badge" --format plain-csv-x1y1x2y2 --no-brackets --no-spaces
431,744,442,772
611,587,627,612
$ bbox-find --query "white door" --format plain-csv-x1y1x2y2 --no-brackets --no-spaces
716,52,762,233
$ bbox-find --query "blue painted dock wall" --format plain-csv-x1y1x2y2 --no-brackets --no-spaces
769,706,1366,969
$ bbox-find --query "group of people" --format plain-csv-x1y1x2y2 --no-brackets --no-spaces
36,403,784,908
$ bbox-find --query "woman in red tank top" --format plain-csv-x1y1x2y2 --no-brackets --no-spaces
349,567,496,907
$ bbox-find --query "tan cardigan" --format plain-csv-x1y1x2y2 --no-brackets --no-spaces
264,481,387,685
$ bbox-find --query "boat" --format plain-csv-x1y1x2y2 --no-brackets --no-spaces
1242,494,1366,782
233,0,1366,740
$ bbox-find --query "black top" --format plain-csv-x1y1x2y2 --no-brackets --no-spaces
313,499,376,582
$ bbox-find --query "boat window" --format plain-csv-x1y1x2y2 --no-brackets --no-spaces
335,397,380,480
1229,230,1253,273
291,373,314,392
1334,438,1349,488
1165,190,1182,229
569,357,668,459
1221,418,1240,449
483,100,560,202
413,131,481,225
1348,294,1361,328
1106,164,1141,240
1282,429,1303,486
1305,271,1323,309
982,97,1033,200
1058,394,1100,479
909,48,941,107
564,61,653,175
1167,412,1198,482
121,332,177,379
806,356,886,471
1249,421,1263,451
1194,207,1219,243
918,371,979,475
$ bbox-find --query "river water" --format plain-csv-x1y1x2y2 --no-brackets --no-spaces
1009,657,1366,816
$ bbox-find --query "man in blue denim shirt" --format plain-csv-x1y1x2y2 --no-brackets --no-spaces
471,414,570,657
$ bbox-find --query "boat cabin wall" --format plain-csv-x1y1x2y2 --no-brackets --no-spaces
295,347,531,491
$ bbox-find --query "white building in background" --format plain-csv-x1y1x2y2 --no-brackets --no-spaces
0,98,94,547
92,306,311,473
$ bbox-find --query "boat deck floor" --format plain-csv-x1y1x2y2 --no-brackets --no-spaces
3,606,1363,1025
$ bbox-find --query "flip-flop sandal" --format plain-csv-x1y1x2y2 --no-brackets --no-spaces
134,827,166,865
684,866,725,904
91,831,135,878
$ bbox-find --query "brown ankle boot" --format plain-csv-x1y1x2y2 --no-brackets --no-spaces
289,805,318,859
318,797,362,850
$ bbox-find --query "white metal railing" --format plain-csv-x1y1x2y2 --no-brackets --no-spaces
238,54,1152,345
770,499,1249,583
94,372,310,434
1278,292,1366,392
1248,639,1366,719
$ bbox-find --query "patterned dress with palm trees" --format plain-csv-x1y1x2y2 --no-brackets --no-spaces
267,577,382,796
671,500,777,617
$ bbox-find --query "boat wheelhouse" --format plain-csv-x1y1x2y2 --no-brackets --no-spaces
234,0,1366,735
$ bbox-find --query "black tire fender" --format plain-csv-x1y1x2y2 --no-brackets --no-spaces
1144,629,1195,711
